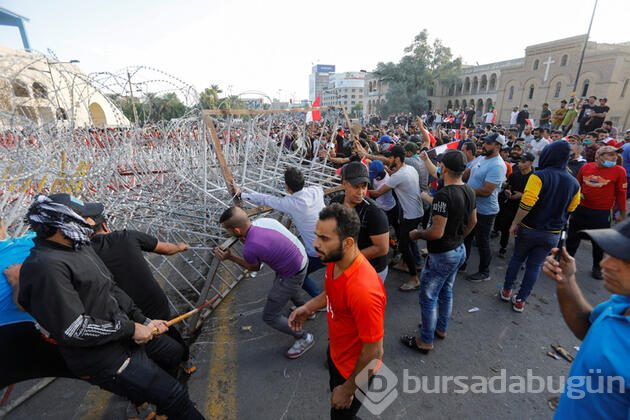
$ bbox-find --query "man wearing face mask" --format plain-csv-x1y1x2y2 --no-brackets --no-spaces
461,133,507,282
582,132,599,162
566,146,628,279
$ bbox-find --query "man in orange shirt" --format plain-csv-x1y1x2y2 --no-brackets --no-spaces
289,204,386,419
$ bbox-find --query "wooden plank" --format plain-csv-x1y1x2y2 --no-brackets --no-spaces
201,113,240,205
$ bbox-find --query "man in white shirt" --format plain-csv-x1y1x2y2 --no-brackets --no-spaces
238,167,325,297
509,107,519,128
527,129,550,168
369,145,424,291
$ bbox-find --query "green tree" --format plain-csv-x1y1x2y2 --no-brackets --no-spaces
374,29,461,116
199,84,222,109
351,102,363,118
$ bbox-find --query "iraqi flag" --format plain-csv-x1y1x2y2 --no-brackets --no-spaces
427,140,459,160
306,96,321,123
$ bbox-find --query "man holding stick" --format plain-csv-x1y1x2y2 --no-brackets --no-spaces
18,194,204,419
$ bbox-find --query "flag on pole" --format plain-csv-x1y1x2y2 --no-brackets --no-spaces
306,96,321,123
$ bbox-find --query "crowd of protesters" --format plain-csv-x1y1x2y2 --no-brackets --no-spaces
1,94,629,419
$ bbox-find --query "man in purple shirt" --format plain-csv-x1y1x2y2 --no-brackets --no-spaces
214,207,315,359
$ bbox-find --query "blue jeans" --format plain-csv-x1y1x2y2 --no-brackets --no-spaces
503,227,560,301
303,255,324,297
418,244,466,344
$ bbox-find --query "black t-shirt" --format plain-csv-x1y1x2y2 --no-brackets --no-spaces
91,230,170,320
505,167,533,211
589,105,609,129
332,195,389,272
465,110,475,123
428,184,476,253
578,103,595,123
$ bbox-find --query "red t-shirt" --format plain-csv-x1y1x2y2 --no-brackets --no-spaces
325,253,386,379
577,163,627,212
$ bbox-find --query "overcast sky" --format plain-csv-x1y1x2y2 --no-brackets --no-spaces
1,0,628,102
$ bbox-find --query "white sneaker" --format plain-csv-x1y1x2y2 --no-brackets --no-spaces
286,333,315,359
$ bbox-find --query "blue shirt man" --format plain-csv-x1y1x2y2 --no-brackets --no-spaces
466,154,507,215
0,232,36,327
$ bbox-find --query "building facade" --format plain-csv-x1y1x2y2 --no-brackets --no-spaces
0,46,130,128
308,64,335,102
428,35,630,129
320,71,366,115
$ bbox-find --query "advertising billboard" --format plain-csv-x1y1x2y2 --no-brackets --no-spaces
314,64,335,73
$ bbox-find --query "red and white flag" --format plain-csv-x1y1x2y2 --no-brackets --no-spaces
306,96,321,122
430,140,460,156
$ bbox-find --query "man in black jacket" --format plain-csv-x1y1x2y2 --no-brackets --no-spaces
18,194,204,419
516,105,530,137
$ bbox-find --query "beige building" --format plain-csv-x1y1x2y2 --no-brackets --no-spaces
0,46,130,129
429,35,630,130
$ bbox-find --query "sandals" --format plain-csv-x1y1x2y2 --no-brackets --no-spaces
400,335,432,354
399,282,420,292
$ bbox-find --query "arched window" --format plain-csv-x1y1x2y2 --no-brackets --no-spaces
561,55,568,66
533,59,540,71
554,82,561,98
508,86,514,100
480,75,488,91
621,79,628,98
12,80,29,97
472,77,479,94
489,74,497,91
427,86,434,96
528,84,535,100
464,77,470,93
581,79,590,97
448,84,455,96
32,82,47,98
462,99,467,109
447,100,453,110
454,100,460,109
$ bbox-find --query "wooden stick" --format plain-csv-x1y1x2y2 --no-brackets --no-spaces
152,294,221,334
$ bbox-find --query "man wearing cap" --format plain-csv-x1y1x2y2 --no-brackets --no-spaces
369,160,399,235
334,162,390,282
567,146,627,279
462,133,507,282
370,145,424,290
18,194,204,419
401,150,477,354
495,152,535,258
543,219,630,418
500,141,581,312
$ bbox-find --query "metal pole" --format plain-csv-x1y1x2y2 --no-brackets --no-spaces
127,70,139,126
571,0,598,101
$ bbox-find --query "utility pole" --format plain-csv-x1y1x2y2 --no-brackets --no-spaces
571,0,598,102
127,70,139,126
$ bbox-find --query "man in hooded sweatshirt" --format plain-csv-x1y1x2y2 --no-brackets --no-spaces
500,141,581,313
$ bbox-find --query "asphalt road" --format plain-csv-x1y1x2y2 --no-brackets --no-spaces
5,238,609,420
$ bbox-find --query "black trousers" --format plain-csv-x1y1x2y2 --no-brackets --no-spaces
566,206,612,270
398,217,422,275
495,205,518,250
464,214,496,275
88,345,204,419
328,349,373,420
0,322,75,388
145,333,185,379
